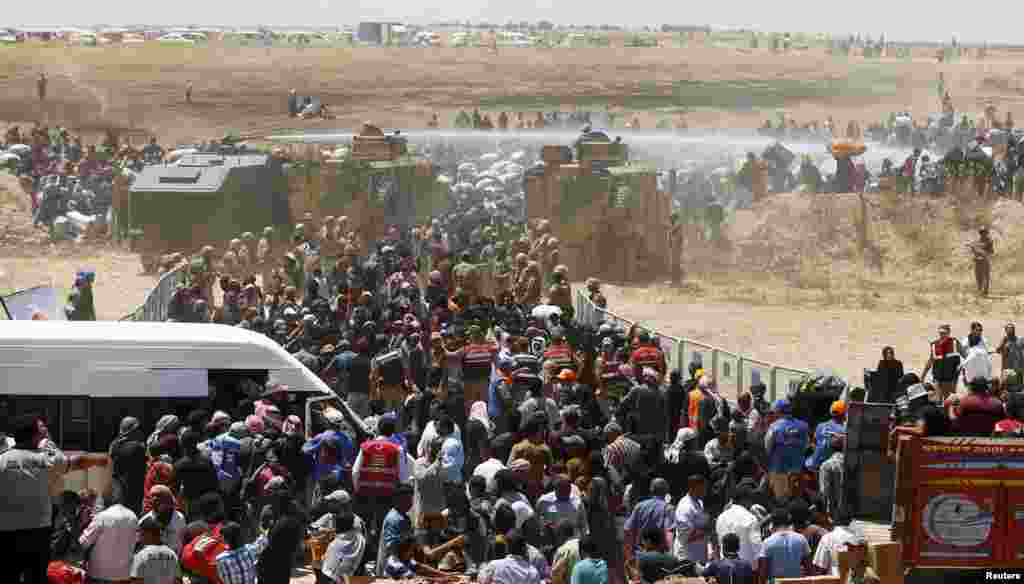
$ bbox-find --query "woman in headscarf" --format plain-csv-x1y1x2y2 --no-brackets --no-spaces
585,477,623,584
142,439,179,514
871,346,905,403
110,416,147,515
277,415,312,506
147,414,180,452
464,401,492,476
659,428,708,503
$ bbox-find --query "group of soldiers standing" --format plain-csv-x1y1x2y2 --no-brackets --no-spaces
158,213,600,330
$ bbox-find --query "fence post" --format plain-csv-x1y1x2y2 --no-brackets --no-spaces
737,357,744,398
770,367,778,402
677,340,686,377
711,349,719,387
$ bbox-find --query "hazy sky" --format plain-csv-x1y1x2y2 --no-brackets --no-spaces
5,0,999,44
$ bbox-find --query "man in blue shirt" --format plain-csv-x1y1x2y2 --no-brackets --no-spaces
764,399,809,502
374,484,414,577
701,533,755,584
624,478,675,562
488,358,516,430
806,400,846,471
330,340,357,393
758,509,811,582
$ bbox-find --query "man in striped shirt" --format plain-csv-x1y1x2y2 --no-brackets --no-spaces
215,522,268,584
603,422,643,480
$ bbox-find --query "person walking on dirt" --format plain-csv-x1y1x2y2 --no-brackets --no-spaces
37,72,47,102
970,228,994,296
185,81,193,104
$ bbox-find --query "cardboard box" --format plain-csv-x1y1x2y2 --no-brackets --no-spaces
869,542,904,584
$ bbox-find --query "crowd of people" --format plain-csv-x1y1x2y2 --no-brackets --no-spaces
0,123,168,236
11,200,920,584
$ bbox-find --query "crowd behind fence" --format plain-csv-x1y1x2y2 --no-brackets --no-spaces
119,264,187,322
117,264,809,398
574,289,810,402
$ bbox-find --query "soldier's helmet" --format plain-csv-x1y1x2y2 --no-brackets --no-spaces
263,226,274,236
200,245,215,256
515,253,528,265
554,264,569,277
241,232,255,241
585,277,601,291
324,216,336,224
548,237,560,248
229,238,242,249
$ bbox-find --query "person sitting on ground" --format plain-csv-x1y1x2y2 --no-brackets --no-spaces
319,511,366,584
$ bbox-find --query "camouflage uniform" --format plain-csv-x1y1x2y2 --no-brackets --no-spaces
197,246,218,304
257,226,275,291
240,232,257,278
452,256,479,303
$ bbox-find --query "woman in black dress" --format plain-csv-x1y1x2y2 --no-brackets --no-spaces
871,346,904,403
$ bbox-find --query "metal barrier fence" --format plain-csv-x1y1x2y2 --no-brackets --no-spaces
119,264,187,322
574,289,810,401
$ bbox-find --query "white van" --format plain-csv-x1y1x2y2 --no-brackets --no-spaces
0,321,337,452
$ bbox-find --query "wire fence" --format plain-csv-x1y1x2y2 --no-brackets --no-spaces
119,264,187,322
574,289,810,401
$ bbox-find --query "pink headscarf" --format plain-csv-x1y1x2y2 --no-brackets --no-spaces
282,415,303,437
245,415,265,435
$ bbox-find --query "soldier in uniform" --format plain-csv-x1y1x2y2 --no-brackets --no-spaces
451,252,479,304
197,245,218,304
222,243,241,283
586,278,607,308
283,252,304,290
517,261,543,306
240,232,257,278
257,226,275,290
971,228,995,296
157,252,185,276
320,216,341,278
549,265,573,320
544,238,561,287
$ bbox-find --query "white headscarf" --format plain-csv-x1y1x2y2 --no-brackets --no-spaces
469,401,493,435
665,427,697,464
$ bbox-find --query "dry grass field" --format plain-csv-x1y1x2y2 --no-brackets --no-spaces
5,42,1024,380
2,42,1024,144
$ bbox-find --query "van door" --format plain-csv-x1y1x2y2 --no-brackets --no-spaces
60,396,91,452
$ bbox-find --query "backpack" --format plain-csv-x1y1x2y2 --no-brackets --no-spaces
182,525,226,584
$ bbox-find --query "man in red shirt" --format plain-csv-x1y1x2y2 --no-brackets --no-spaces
945,378,1004,435
629,331,666,385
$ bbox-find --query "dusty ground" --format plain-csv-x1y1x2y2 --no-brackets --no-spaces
4,42,1024,376
2,43,1024,144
